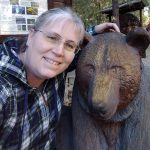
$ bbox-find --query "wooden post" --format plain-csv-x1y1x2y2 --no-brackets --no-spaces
108,14,111,22
112,0,120,28
139,9,143,27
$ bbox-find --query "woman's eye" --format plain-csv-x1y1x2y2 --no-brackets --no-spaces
66,43,74,49
47,35,58,41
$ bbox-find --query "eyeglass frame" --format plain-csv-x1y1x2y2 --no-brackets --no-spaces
34,29,81,54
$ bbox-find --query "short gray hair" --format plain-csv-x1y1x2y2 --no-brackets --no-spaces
33,7,85,42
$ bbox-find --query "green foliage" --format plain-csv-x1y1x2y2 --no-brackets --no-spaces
73,0,150,28
72,0,133,27
73,0,111,27
143,8,150,27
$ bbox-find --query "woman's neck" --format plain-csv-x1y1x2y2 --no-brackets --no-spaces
27,71,44,88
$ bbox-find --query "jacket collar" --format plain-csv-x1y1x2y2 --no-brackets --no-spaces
0,37,27,85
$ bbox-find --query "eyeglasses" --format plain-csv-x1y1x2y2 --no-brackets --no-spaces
34,29,80,54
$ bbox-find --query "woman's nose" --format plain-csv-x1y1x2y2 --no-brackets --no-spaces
52,42,64,56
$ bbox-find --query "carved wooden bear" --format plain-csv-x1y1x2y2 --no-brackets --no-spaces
56,27,150,150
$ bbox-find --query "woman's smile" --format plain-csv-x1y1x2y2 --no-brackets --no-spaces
44,57,61,65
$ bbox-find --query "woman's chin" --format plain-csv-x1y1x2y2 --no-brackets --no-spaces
42,71,62,79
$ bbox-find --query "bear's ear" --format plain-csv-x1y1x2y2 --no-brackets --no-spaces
126,27,150,58
79,31,93,49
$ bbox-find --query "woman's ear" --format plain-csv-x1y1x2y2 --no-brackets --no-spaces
126,27,150,58
79,31,94,49
26,29,35,46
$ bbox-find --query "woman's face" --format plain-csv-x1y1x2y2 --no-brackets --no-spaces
22,20,80,82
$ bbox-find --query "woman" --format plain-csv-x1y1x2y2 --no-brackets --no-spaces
0,7,119,149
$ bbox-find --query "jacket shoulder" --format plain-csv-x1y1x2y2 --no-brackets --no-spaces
0,75,13,101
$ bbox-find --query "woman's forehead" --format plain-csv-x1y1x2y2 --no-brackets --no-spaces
44,19,79,34
44,18,76,29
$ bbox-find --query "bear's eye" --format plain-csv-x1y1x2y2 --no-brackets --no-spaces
109,65,124,79
85,64,95,76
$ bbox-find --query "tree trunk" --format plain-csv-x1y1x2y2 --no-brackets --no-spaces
48,0,72,9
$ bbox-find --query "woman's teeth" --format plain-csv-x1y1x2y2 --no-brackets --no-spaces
45,58,60,65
